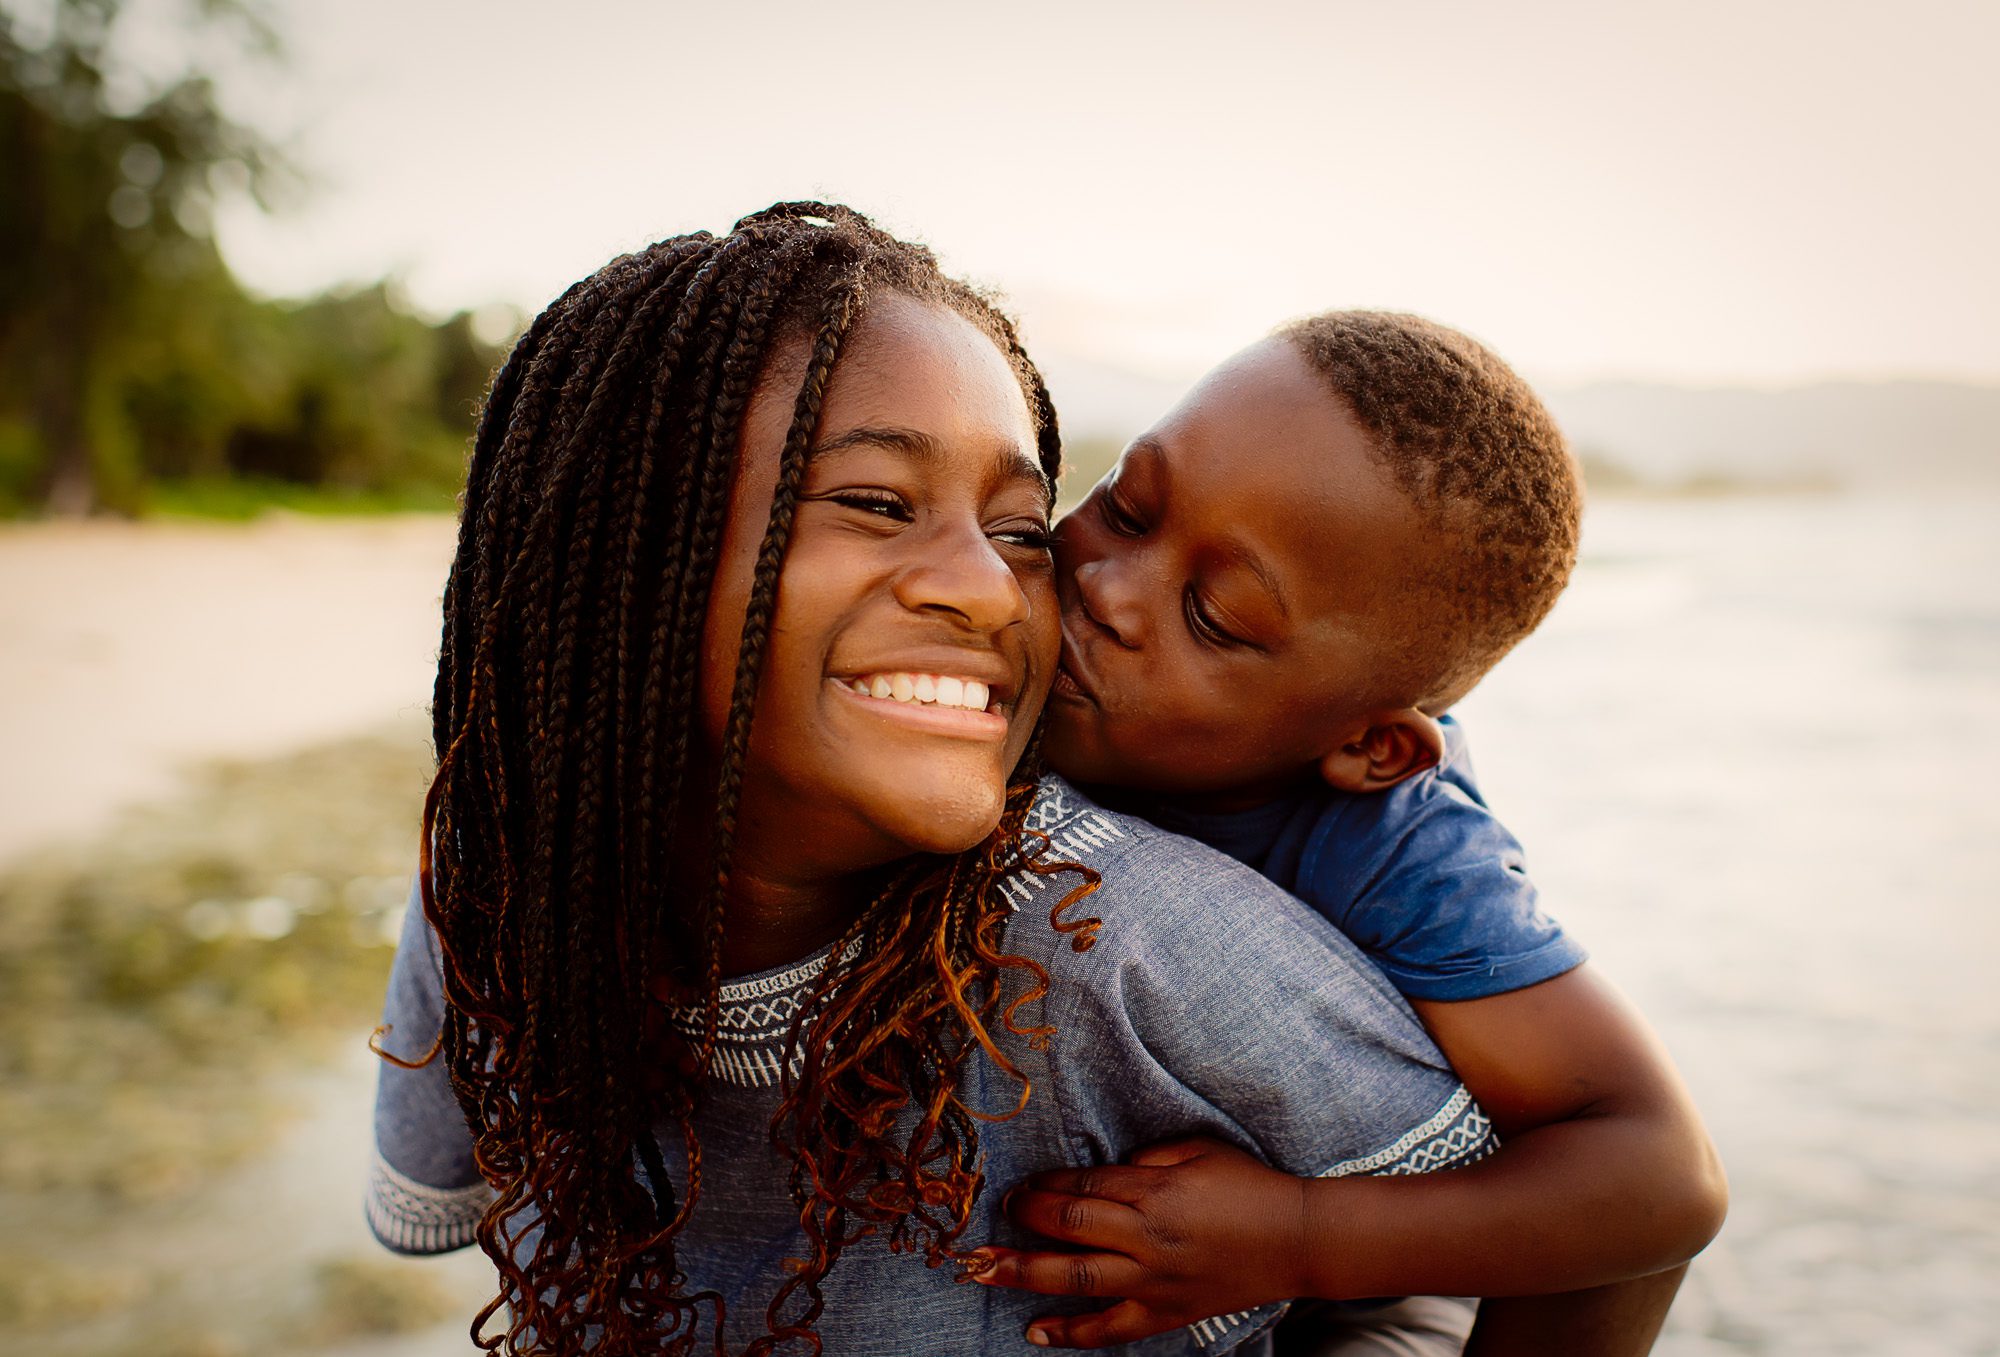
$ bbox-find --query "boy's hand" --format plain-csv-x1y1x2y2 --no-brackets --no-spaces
969,1136,1308,1349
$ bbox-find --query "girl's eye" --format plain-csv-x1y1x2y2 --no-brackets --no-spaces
826,489,912,522
1099,488,1145,537
991,520,1054,552
1184,588,1242,647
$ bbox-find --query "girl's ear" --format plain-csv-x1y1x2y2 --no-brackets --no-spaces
1318,710,1446,793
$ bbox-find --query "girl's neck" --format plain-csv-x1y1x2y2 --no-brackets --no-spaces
668,788,879,979
716,864,871,976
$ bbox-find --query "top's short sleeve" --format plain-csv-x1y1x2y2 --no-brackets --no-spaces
1016,779,1497,1351
1019,780,1494,1177
366,878,490,1254
1299,759,1588,1003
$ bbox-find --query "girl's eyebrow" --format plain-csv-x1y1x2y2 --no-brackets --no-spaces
813,425,1052,505
812,424,943,462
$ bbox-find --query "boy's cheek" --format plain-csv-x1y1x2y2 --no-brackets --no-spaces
1042,700,1146,787
1040,701,1105,779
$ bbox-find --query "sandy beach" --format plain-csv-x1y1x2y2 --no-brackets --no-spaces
0,515,457,868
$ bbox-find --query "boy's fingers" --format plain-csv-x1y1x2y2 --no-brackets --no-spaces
1025,1301,1180,1349
1019,1164,1156,1206
966,1246,1143,1298
1005,1187,1148,1251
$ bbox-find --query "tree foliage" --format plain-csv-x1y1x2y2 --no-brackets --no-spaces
0,0,502,515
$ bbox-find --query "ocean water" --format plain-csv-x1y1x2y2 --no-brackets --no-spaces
1452,491,2000,1355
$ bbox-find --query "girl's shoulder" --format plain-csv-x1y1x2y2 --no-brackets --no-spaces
1001,775,1425,1045
998,775,1491,1191
1005,775,1354,962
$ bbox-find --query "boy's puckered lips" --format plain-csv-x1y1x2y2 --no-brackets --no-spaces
1052,621,1101,707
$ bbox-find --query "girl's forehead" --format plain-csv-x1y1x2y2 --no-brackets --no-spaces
817,298,1037,452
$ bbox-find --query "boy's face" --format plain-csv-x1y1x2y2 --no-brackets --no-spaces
1047,337,1432,804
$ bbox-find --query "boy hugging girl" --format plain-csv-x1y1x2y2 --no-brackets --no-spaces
976,313,1727,1354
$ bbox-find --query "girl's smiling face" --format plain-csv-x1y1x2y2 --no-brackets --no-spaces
701,293,1058,888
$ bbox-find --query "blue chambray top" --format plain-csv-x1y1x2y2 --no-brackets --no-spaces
368,776,1494,1355
1129,717,1587,1002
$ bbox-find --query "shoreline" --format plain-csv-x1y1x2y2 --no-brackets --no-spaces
0,514,457,868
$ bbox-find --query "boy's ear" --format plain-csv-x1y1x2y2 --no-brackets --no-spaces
1318,710,1446,793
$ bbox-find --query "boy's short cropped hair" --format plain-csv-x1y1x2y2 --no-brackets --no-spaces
1279,311,1582,713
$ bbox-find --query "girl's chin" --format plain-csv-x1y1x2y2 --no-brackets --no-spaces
870,785,1009,858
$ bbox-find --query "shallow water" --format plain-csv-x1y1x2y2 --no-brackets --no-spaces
1453,491,2000,1355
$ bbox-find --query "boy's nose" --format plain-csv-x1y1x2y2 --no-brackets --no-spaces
1071,557,1145,648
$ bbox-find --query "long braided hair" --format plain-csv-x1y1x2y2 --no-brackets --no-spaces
402,202,1097,1355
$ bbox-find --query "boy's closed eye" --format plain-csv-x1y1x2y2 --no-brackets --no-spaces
1098,482,1145,537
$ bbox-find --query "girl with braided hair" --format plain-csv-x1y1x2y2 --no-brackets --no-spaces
369,202,1489,1356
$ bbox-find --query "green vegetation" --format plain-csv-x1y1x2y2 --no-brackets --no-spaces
0,1254,146,1329
308,1257,460,1340
0,725,434,1204
0,0,505,517
0,723,487,1357
143,476,460,520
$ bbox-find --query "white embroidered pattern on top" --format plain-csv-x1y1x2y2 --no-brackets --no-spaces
992,780,1127,910
660,937,864,1088
1189,1309,1261,1348
1316,1086,1496,1179
1186,1091,1497,1349
366,1150,492,1254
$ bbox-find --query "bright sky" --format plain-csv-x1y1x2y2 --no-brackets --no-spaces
151,0,2000,384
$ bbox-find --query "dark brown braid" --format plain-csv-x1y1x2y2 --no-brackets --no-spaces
405,202,1089,1356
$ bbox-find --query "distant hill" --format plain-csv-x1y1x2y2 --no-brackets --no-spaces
1036,351,2000,494
1545,381,2000,490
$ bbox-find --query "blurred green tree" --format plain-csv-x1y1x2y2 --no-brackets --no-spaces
1,0,502,517
0,0,287,513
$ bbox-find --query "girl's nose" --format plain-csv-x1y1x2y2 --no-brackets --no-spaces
892,521,1033,632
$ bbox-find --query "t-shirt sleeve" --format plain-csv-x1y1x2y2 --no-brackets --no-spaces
366,876,491,1255
1301,780,1588,1002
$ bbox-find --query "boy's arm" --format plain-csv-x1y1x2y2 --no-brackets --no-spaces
1285,963,1726,1297
973,963,1726,1346
1466,1266,1687,1357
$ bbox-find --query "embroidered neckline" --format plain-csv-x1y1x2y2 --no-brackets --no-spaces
662,778,1125,1087
713,936,863,1005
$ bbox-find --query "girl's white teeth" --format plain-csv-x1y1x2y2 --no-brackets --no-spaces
847,672,993,711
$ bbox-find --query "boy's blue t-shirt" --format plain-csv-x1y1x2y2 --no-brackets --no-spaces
1125,717,1587,1002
